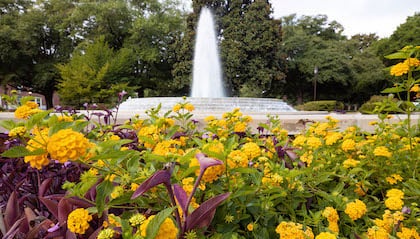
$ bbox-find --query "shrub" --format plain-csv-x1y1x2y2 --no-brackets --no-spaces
296,100,344,111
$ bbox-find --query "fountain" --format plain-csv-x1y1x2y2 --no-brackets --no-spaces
191,7,225,97
118,7,296,113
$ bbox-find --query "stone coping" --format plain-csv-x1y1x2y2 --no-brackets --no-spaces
1,111,419,135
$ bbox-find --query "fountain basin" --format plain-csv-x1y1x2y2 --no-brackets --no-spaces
118,97,297,113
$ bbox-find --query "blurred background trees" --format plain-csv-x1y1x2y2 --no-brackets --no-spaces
0,0,419,108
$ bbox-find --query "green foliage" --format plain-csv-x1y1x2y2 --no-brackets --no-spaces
281,14,387,105
296,100,344,111
221,0,286,97
145,207,175,239
56,37,137,107
359,95,400,114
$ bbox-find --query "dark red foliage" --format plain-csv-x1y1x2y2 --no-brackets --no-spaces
0,134,85,238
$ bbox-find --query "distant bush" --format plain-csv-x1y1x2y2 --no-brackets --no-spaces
296,100,344,111
359,95,390,114
358,95,418,114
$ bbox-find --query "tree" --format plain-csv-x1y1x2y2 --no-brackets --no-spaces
281,14,385,105
0,0,78,108
221,0,286,97
127,0,186,97
56,37,137,107
375,13,420,66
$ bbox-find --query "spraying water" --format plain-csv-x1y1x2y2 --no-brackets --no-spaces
191,7,225,97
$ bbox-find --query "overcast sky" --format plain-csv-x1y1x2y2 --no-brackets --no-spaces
271,0,420,38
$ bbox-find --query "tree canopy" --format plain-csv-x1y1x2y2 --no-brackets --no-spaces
0,0,419,108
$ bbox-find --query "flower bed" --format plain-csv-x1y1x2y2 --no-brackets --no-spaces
0,47,419,239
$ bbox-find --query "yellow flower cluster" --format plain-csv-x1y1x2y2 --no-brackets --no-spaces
47,128,93,163
241,142,261,159
292,135,306,147
366,226,389,239
107,214,121,227
385,189,404,210
227,150,248,168
343,158,360,169
300,151,314,166
97,228,115,239
373,146,392,158
247,223,254,231
390,57,420,76
190,156,225,183
386,174,403,185
152,139,183,156
233,121,247,132
129,213,146,227
341,139,356,152
138,125,160,148
306,136,322,149
14,101,42,119
110,185,124,199
315,232,337,239
325,132,342,145
57,115,74,122
373,210,404,233
24,128,49,169
8,126,26,138
354,182,368,196
172,102,195,112
322,207,339,233
396,227,420,239
411,84,420,99
140,215,178,239
275,221,314,239
344,199,367,221
67,208,92,234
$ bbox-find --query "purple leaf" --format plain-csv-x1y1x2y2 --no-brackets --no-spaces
186,192,230,231
196,153,223,173
38,178,53,197
26,219,55,239
285,150,298,161
66,197,94,208
57,198,73,225
4,191,20,231
131,170,171,199
24,207,36,227
66,228,77,239
173,184,188,214
39,197,59,220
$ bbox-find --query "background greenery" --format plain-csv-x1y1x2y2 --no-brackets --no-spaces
0,0,419,108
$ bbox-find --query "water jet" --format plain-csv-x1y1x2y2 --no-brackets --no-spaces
119,7,295,113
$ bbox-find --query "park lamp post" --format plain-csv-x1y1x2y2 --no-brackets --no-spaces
313,66,318,101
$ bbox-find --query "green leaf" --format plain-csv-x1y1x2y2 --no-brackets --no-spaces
1,146,44,158
385,51,409,60
381,87,405,94
27,110,51,129
49,121,74,135
230,168,258,174
0,120,17,130
145,207,175,239
95,180,114,217
71,120,90,132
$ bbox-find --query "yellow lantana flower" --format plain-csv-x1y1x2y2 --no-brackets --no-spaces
140,215,178,239
315,232,337,239
14,101,42,119
67,208,92,234
344,199,367,221
373,146,392,158
47,129,93,163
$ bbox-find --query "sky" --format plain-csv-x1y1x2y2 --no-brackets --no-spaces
270,0,420,38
